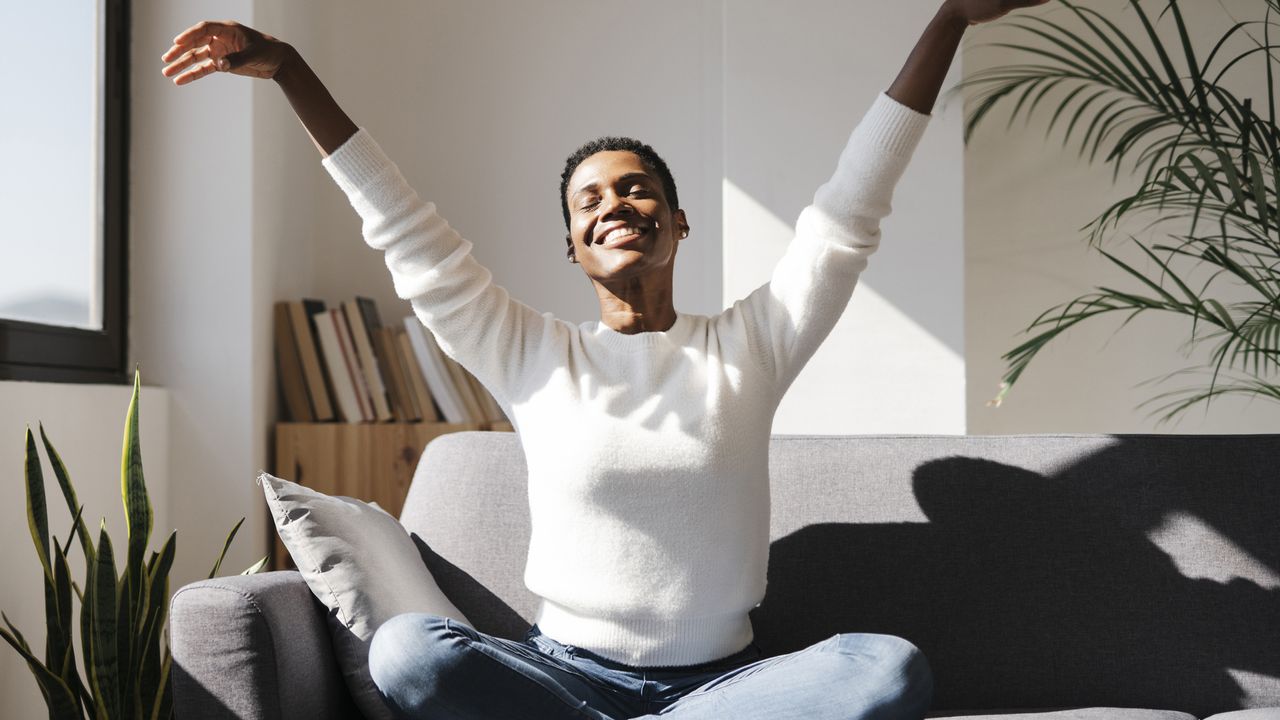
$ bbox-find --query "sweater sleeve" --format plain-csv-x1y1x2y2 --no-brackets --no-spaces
724,92,931,397
320,129,555,407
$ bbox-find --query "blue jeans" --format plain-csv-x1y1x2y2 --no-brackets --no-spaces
368,614,933,719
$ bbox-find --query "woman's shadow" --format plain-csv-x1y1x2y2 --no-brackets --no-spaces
749,437,1280,716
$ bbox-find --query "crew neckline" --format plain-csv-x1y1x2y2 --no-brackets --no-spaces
591,311,690,350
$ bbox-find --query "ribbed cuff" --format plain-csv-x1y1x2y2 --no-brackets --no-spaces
320,127,395,197
857,91,933,157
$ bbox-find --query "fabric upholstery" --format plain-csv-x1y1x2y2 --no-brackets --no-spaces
170,570,359,720
927,709,1197,720
1204,711,1280,720
400,432,1280,717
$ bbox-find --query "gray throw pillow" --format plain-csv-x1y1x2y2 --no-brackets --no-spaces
259,471,470,720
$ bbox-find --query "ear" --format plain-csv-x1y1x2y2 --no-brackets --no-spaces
674,209,690,239
565,234,577,263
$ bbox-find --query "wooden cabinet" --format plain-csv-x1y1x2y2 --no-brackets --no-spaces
270,420,514,569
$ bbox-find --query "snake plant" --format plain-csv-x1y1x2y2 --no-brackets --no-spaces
958,0,1280,423
0,369,267,719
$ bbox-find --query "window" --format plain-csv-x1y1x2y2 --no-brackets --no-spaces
0,0,129,383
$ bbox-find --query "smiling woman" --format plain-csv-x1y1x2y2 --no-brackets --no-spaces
162,2,1046,718
0,0,129,383
559,141,690,335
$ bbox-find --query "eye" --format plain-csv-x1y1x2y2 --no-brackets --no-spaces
628,185,648,197
578,198,599,211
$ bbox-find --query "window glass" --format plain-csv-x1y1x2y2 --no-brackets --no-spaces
0,3,103,330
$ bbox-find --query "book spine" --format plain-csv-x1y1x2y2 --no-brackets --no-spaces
332,308,373,422
375,327,413,421
311,311,361,423
390,327,425,421
403,318,467,423
397,328,441,422
344,299,393,421
273,303,315,422
289,300,335,420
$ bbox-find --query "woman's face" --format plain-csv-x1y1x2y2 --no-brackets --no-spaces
564,150,688,282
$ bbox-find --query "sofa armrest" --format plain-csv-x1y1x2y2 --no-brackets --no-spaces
170,570,360,720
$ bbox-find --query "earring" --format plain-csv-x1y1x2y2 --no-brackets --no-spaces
680,231,688,238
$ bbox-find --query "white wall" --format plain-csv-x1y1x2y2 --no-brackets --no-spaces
131,0,268,595
0,382,169,718
963,0,1278,433
259,0,725,333
724,0,967,434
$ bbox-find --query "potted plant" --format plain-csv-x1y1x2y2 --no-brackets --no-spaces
958,0,1279,422
1,369,264,719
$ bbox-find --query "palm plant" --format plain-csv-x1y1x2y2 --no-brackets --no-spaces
1,369,266,719
957,0,1280,422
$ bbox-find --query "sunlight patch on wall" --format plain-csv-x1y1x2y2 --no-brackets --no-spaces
722,179,964,434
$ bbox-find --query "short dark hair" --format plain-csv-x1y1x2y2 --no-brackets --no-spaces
559,136,679,230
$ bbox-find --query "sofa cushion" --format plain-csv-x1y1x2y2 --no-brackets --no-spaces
259,472,470,720
398,432,1280,716
927,709,1196,720
1204,711,1280,720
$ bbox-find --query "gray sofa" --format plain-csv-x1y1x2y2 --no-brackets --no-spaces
170,432,1280,719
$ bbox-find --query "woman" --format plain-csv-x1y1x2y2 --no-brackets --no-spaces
163,2,1046,718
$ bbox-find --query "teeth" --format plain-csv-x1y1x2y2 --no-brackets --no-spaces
604,226,645,243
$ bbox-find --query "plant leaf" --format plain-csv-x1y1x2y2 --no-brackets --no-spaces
25,427,54,585
208,517,246,580
91,522,121,720
241,556,269,575
121,368,152,633
39,423,96,566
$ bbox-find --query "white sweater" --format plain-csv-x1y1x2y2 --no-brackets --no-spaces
321,91,931,667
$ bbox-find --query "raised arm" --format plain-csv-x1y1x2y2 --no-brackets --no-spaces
725,0,1051,396
887,0,1051,114
161,21,357,156
161,21,559,414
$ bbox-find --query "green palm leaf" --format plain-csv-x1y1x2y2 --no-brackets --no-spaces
964,0,1280,421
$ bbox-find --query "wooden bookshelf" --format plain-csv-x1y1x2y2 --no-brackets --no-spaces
270,420,514,570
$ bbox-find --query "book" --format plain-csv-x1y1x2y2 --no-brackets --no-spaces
397,328,441,422
442,351,485,423
333,308,374,422
388,327,426,421
403,318,468,423
311,310,363,423
288,299,335,421
342,299,393,422
376,326,419,421
273,302,314,422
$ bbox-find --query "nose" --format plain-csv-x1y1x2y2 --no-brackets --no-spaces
598,190,634,219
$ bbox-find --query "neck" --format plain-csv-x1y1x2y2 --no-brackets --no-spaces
597,292,677,334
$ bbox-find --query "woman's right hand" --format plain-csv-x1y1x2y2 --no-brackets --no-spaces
161,21,293,85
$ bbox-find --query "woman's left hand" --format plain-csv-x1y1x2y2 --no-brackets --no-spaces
944,0,1052,26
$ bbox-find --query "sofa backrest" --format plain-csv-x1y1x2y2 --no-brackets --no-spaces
399,432,1280,715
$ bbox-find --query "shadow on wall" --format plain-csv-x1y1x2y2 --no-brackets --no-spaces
751,440,1280,716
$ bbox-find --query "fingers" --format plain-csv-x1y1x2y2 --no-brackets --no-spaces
161,20,242,85
171,20,235,49
170,57,219,86
161,45,214,79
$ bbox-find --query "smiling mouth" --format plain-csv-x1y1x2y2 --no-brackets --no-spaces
598,225,649,249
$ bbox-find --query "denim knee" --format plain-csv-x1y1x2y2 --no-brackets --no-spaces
368,613,459,715
828,633,933,719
